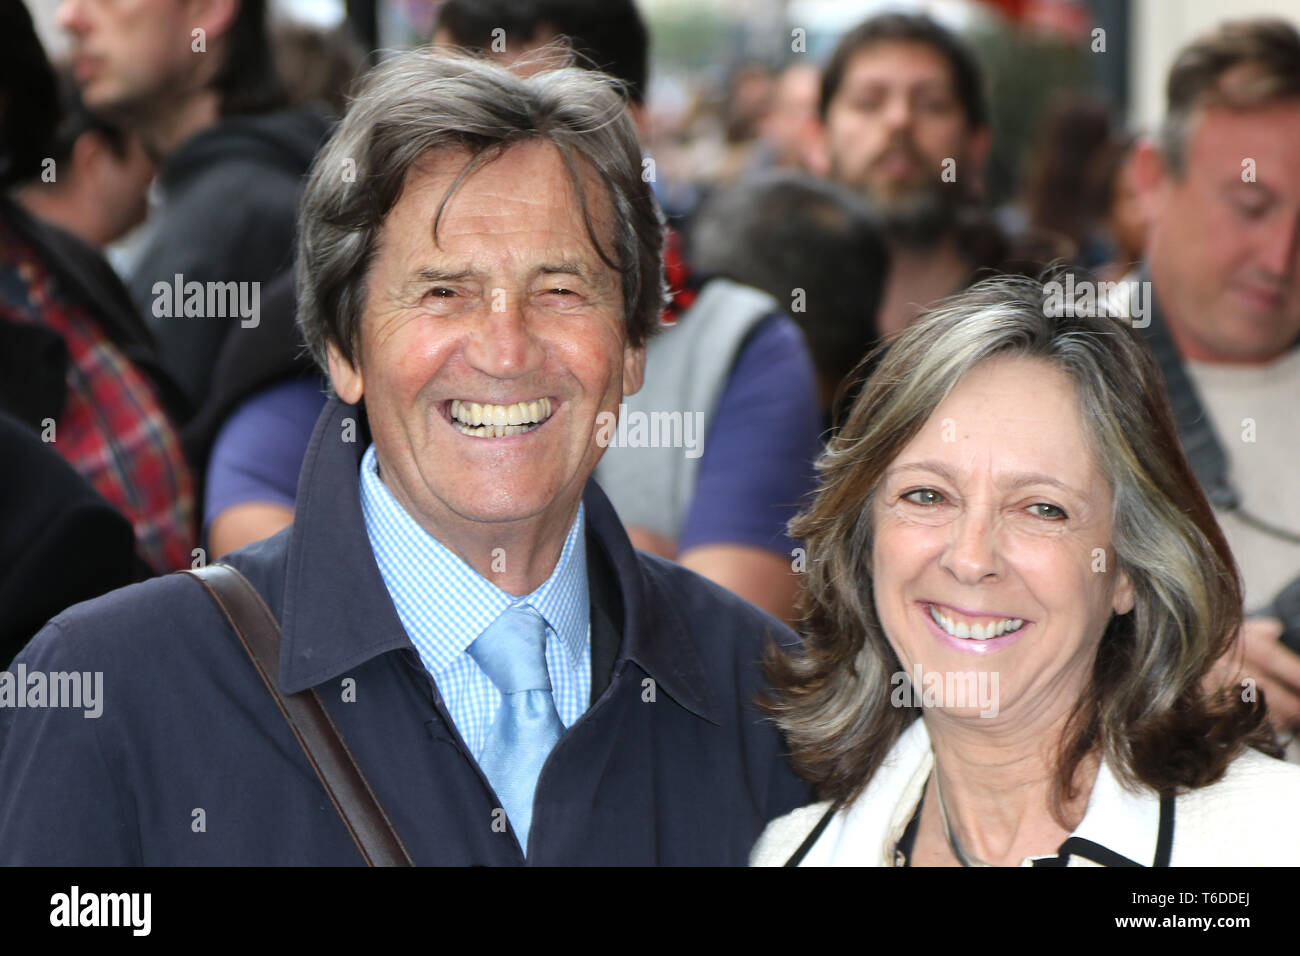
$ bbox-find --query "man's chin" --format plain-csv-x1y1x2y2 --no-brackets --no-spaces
877,192,959,247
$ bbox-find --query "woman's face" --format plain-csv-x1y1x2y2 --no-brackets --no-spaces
871,354,1134,725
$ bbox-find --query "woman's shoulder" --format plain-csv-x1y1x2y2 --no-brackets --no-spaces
750,801,835,867
1173,747,1300,865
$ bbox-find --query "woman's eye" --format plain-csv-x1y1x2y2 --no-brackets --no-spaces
1029,502,1067,520
902,488,945,506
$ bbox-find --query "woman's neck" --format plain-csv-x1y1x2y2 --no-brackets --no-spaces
914,711,1099,867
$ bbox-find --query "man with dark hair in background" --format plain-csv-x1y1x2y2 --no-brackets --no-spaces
56,0,330,409
816,12,1052,338
689,171,890,427
1130,18,1300,747
18,70,155,251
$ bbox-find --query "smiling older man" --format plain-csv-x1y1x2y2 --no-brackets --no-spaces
0,51,812,865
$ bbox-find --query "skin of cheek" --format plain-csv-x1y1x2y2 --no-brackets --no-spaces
871,495,1120,718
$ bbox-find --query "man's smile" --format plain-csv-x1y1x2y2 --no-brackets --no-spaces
447,397,555,438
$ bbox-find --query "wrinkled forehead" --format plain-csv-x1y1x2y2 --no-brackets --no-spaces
885,355,1111,494
395,141,615,237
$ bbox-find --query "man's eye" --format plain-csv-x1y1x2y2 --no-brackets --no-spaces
1234,197,1269,220
902,488,945,506
547,288,575,295
918,95,955,113
427,287,457,298
1029,502,1067,520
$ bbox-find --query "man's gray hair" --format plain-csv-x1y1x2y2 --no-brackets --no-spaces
296,48,666,372
1157,18,1300,177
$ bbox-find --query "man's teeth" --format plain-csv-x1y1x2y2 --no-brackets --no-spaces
450,398,552,437
928,604,1024,640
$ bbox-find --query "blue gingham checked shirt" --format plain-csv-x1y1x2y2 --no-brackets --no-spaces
358,443,592,758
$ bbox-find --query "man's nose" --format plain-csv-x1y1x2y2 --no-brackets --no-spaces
1255,208,1300,279
56,0,87,33
881,91,915,133
939,507,1002,585
463,290,545,378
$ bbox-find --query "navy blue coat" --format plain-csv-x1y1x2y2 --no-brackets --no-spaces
0,398,813,864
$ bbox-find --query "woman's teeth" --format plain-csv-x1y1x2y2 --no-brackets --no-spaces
450,398,552,438
928,604,1024,641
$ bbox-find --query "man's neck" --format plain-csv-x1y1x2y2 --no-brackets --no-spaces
16,186,102,248
876,234,971,338
374,456,578,597
138,90,223,160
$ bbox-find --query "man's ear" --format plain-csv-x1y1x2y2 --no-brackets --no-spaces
186,0,240,43
1130,138,1169,222
622,343,646,397
965,124,993,197
804,118,831,178
327,342,364,404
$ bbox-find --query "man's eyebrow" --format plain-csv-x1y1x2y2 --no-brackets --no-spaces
413,266,478,283
885,461,1083,496
538,260,591,277
1222,179,1278,202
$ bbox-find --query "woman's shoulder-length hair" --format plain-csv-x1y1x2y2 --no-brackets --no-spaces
763,270,1279,821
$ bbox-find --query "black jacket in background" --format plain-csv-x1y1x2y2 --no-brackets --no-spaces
128,108,331,409
0,196,189,430
180,269,320,509
0,411,147,667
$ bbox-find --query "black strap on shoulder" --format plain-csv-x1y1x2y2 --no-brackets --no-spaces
1154,792,1176,867
784,803,840,867
1036,838,1141,867
1033,791,1175,867
181,563,415,866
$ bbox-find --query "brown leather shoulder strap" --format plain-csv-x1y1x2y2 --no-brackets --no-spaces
181,563,414,866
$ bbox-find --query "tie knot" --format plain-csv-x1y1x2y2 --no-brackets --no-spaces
469,604,552,694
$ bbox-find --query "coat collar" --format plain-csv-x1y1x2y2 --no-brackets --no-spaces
277,396,719,724
820,718,1167,866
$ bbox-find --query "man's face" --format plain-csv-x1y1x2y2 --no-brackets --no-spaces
56,0,202,117
328,141,644,552
1143,100,1300,363
822,40,986,235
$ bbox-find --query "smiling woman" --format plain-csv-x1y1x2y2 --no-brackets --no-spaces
752,270,1300,866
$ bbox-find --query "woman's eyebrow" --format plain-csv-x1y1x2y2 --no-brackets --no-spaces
885,460,961,485
886,461,1083,496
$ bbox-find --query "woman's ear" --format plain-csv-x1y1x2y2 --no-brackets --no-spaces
1113,565,1136,616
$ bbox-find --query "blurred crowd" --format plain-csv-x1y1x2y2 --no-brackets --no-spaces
2,0,1298,747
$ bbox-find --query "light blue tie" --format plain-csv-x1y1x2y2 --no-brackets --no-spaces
468,604,565,850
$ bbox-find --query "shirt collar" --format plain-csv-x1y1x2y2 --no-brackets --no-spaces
1039,756,1163,867
358,442,588,674
277,396,719,726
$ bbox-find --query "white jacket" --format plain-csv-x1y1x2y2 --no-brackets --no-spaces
751,718,1300,866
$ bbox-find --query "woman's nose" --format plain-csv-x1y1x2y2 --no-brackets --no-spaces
939,508,1002,584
